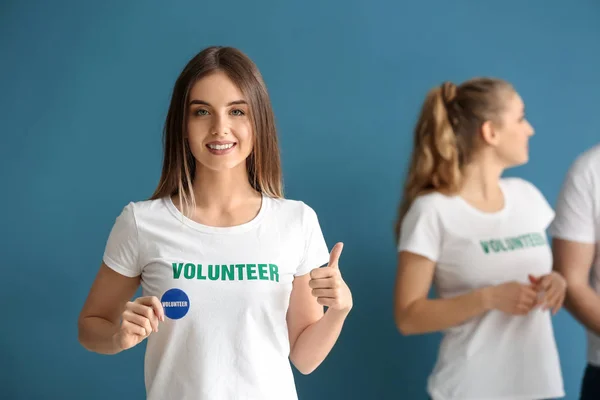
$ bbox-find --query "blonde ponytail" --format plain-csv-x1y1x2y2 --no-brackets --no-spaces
394,77,513,240
394,82,461,239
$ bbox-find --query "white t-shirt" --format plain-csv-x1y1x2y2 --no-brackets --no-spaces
548,144,600,366
103,194,330,400
398,177,564,400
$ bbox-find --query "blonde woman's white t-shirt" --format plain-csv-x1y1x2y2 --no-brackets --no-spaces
398,177,564,400
103,195,330,400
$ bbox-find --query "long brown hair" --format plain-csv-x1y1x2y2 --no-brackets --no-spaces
150,46,283,216
394,77,513,239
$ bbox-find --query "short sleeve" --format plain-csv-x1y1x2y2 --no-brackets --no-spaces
397,196,442,262
296,203,330,276
518,179,555,229
549,159,597,244
103,203,141,277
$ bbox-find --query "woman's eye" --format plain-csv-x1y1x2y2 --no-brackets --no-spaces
231,109,245,116
195,109,209,116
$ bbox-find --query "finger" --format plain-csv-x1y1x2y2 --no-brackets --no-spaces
137,296,165,322
540,289,555,307
521,287,539,302
520,293,538,309
312,288,338,298
547,298,559,314
122,319,149,337
308,277,337,289
316,297,336,307
539,276,553,292
541,286,560,304
519,296,538,311
521,284,538,295
149,296,166,322
123,309,147,326
544,291,561,312
535,293,545,306
124,310,155,333
528,275,543,292
327,242,344,269
552,294,565,315
310,267,338,280
128,302,160,332
528,283,540,293
133,297,164,322
522,297,537,310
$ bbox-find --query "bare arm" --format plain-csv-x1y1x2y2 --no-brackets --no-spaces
552,238,600,334
78,263,163,354
287,243,351,374
393,251,537,335
394,251,491,335
286,274,348,374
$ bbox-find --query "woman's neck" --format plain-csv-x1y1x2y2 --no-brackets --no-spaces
459,158,505,212
191,162,260,210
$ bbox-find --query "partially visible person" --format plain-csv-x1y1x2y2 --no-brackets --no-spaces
549,143,600,400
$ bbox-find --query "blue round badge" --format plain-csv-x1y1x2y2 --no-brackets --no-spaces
161,288,190,320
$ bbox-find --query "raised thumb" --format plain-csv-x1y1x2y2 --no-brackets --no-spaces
328,242,344,269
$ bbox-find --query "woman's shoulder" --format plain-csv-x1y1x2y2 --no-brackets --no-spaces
500,176,545,199
267,195,318,217
410,190,455,211
111,197,170,221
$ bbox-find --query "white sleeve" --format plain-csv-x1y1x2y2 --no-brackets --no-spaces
549,160,597,244
296,203,330,276
102,203,142,277
519,179,555,229
397,196,442,262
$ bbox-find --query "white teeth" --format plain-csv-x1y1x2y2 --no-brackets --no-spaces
208,143,234,150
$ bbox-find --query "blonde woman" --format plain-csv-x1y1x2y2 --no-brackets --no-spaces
393,78,565,400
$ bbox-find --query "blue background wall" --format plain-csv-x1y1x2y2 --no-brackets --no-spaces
2,0,599,399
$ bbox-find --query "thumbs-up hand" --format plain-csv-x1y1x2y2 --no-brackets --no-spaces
309,242,353,313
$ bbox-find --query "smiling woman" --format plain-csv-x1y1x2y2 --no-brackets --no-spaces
77,46,353,400
150,47,283,217
183,74,254,175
